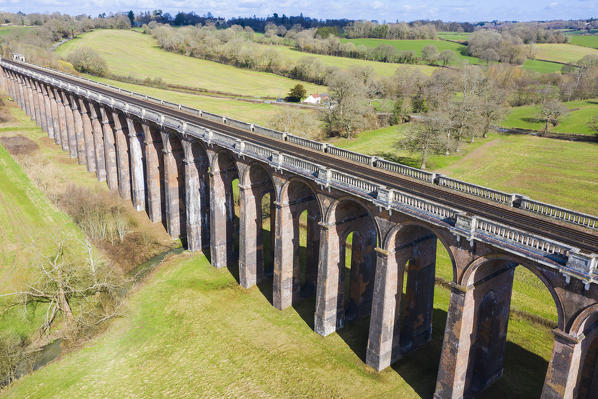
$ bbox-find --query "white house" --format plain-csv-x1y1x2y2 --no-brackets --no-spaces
303,94,329,105
303,94,321,104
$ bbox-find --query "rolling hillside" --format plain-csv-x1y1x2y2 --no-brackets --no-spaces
56,30,324,98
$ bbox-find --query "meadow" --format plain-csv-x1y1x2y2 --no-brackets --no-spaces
533,42,598,63
500,99,598,136
567,34,598,49
339,37,563,73
0,25,33,37
436,31,471,42
335,124,598,215
1,246,558,399
340,37,482,65
56,30,324,98
252,41,438,76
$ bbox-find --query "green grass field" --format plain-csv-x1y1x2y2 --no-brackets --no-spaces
1,249,557,398
533,43,598,63
437,32,471,42
567,34,598,49
338,37,563,73
334,124,598,215
522,58,564,73
340,37,482,65
266,42,438,76
0,25,33,37
56,30,324,98
501,99,598,136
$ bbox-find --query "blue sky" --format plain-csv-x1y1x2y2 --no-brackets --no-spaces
2,0,596,22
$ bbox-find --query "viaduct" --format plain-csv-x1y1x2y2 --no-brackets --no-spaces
2,58,598,398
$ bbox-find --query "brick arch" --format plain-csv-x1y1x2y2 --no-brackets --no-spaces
435,253,564,397
162,131,187,239
182,138,211,252
279,176,324,220
460,253,564,330
209,148,239,175
208,148,239,269
364,221,455,371
569,303,598,399
273,177,323,310
238,160,277,199
382,221,457,283
324,196,381,246
315,196,379,336
237,160,277,289
570,303,598,336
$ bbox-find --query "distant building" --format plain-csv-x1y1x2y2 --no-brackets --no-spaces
303,93,329,105
12,53,25,62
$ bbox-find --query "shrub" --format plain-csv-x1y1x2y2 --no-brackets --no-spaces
66,47,108,77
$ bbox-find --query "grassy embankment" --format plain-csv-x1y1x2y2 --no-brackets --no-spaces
0,95,176,339
85,75,297,127
500,99,598,136
0,105,88,339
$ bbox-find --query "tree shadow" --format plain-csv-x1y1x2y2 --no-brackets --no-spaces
521,117,542,124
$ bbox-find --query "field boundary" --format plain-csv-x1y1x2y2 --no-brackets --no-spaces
496,126,598,142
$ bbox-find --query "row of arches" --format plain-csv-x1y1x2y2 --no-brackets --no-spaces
4,67,598,398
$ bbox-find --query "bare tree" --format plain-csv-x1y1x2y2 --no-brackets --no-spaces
324,70,375,137
539,99,568,135
269,108,322,139
399,112,448,169
478,88,508,138
438,49,457,66
422,45,439,65
448,97,484,149
1,240,124,338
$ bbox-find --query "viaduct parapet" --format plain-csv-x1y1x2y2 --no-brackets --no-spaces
2,58,598,398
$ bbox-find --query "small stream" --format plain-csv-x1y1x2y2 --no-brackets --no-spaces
129,245,186,281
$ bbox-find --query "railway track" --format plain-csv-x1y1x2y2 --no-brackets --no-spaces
10,60,598,254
